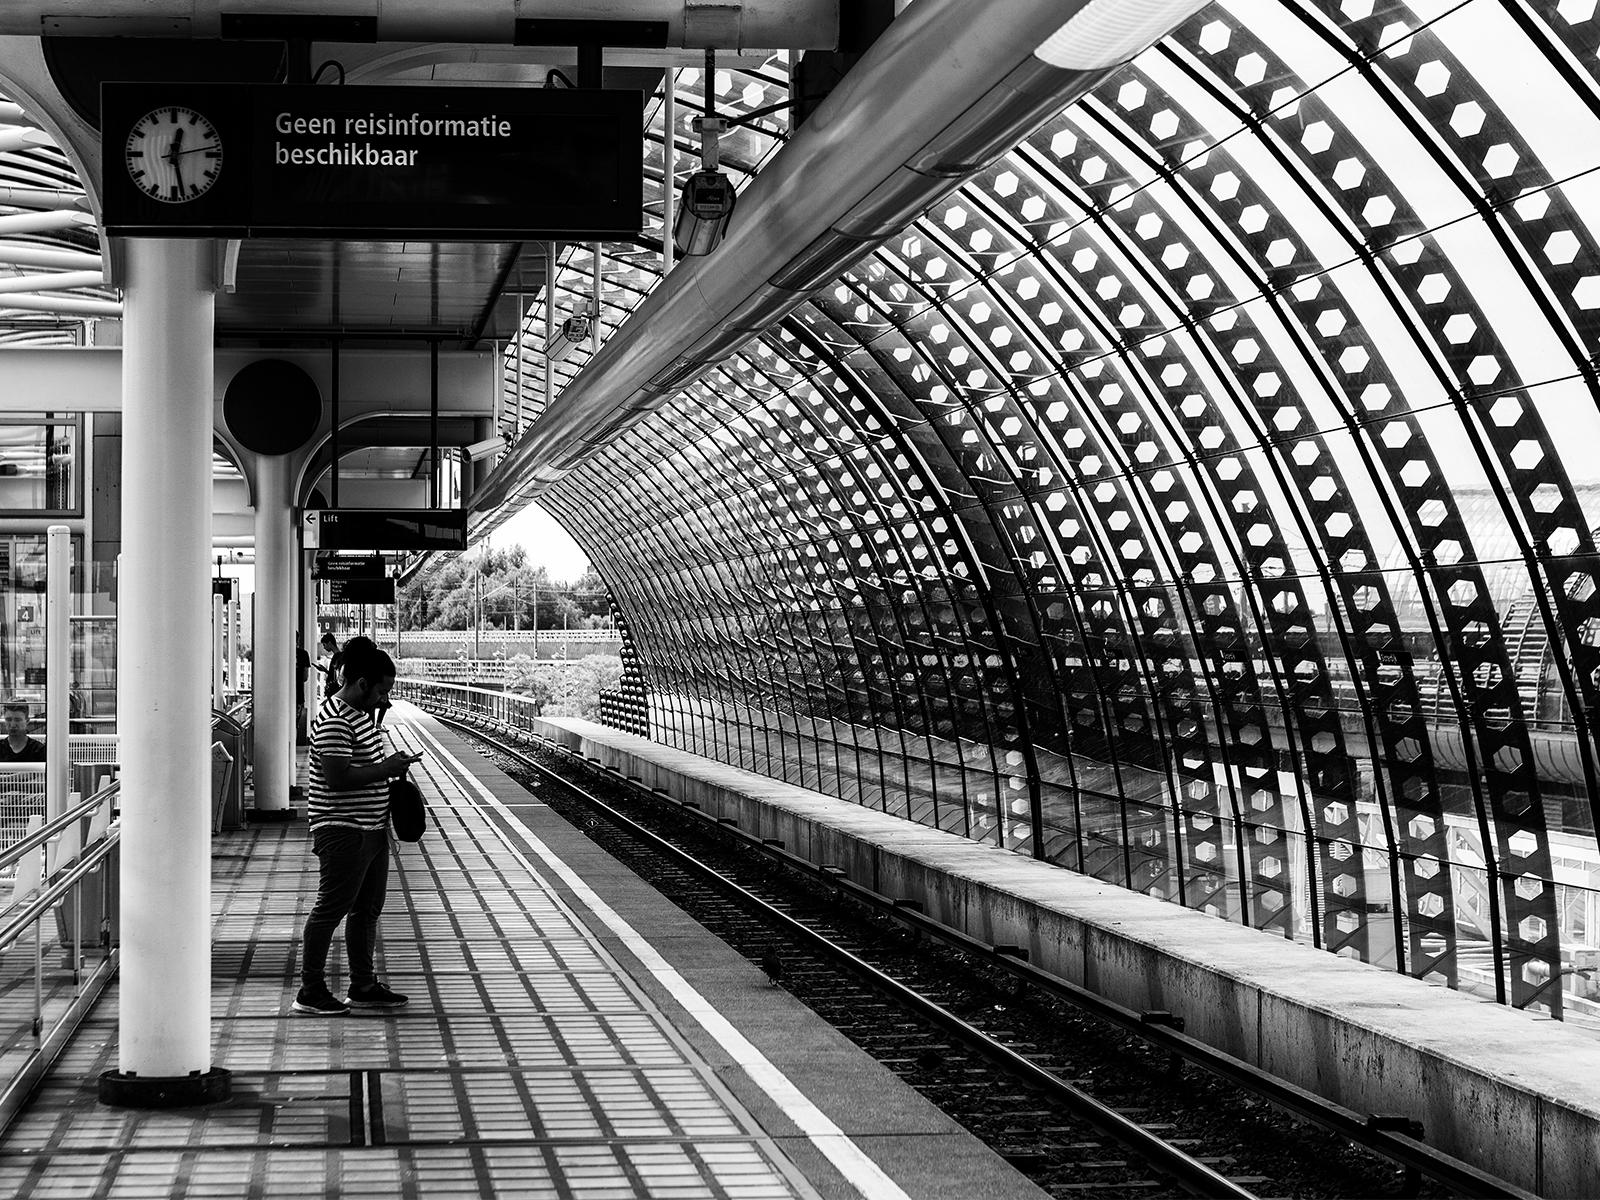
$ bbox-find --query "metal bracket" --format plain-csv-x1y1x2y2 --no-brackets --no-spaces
684,3,741,50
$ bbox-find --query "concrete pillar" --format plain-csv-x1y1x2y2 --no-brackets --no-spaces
303,552,317,645
301,547,318,739
45,525,69,822
211,593,224,708
101,238,229,1106
226,597,239,698
252,452,294,813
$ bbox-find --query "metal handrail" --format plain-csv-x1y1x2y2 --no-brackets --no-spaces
0,829,118,953
0,774,120,1143
0,784,116,872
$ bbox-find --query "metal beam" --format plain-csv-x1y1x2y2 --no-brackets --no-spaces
0,346,495,418
470,0,1197,530
5,2,839,47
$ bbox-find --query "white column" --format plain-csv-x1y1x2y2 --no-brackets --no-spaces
211,593,224,708
663,70,676,274
252,452,294,812
302,548,318,732
226,597,239,699
303,549,318,650
45,525,69,823
114,238,217,1086
591,243,601,355
544,243,555,410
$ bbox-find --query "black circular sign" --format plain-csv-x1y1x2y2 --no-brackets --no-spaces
223,359,321,455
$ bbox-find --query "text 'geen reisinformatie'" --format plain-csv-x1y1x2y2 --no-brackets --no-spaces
273,111,513,168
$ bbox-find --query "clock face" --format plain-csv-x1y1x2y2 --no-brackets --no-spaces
125,107,222,203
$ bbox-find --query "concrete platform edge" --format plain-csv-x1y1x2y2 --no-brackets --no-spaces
524,715,1600,1197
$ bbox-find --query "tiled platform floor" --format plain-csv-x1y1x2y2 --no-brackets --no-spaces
0,715,819,1199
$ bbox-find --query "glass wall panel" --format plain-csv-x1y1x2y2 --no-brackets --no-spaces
513,0,1600,1026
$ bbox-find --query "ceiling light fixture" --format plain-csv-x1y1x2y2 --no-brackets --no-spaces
1034,0,1212,70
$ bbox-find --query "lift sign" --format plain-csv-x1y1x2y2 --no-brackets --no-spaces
305,509,466,552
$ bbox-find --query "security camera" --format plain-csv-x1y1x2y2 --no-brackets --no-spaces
464,433,511,461
674,168,736,256
544,312,592,363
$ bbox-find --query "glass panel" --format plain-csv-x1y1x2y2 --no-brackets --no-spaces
0,420,78,514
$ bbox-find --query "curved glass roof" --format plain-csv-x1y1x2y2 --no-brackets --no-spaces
517,1,1600,1024
0,98,115,343
8,0,1600,1025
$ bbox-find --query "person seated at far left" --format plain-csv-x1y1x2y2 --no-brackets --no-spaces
0,700,44,762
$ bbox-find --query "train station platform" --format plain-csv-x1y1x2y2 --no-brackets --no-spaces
0,704,1045,1200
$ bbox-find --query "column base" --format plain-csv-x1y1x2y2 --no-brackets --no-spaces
246,807,298,823
99,1066,231,1108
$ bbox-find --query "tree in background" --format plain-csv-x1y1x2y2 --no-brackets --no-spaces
398,549,614,632
503,652,622,720
503,654,553,707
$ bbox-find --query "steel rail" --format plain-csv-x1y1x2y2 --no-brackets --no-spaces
609,755,1544,1200
411,685,1544,1200
432,708,1262,1200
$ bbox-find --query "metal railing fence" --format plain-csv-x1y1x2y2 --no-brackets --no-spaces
0,780,119,1136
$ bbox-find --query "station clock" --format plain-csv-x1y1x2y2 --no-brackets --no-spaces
124,106,223,203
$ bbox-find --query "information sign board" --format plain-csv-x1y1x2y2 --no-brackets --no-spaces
101,82,643,240
306,508,466,551
210,577,235,600
323,577,397,606
314,554,386,580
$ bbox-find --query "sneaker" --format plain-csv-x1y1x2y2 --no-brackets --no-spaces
346,981,408,1009
292,986,349,1017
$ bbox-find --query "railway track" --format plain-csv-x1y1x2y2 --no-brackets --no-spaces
430,709,1535,1200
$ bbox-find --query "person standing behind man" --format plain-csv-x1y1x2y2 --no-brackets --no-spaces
295,638,312,744
317,631,342,700
293,638,421,1016
0,700,44,762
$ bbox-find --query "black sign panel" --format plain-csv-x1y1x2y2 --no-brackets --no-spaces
101,82,643,240
211,577,235,600
315,554,386,580
323,577,397,605
314,509,466,551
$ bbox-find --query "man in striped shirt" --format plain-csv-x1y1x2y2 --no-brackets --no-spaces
294,638,422,1017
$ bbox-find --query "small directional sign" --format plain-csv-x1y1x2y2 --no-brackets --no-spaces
322,577,397,605
314,554,386,580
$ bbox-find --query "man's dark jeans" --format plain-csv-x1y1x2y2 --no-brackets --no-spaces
301,824,389,992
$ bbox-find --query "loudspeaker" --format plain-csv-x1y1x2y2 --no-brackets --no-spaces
223,359,322,456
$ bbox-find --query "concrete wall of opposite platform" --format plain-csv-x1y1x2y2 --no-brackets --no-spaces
523,715,1600,1198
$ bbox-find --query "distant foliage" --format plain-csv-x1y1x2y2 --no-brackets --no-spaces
504,654,624,720
398,545,611,632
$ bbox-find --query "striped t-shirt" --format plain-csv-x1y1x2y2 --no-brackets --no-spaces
308,695,389,831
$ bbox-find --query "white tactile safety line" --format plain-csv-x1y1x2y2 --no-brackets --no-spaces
406,719,915,1200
